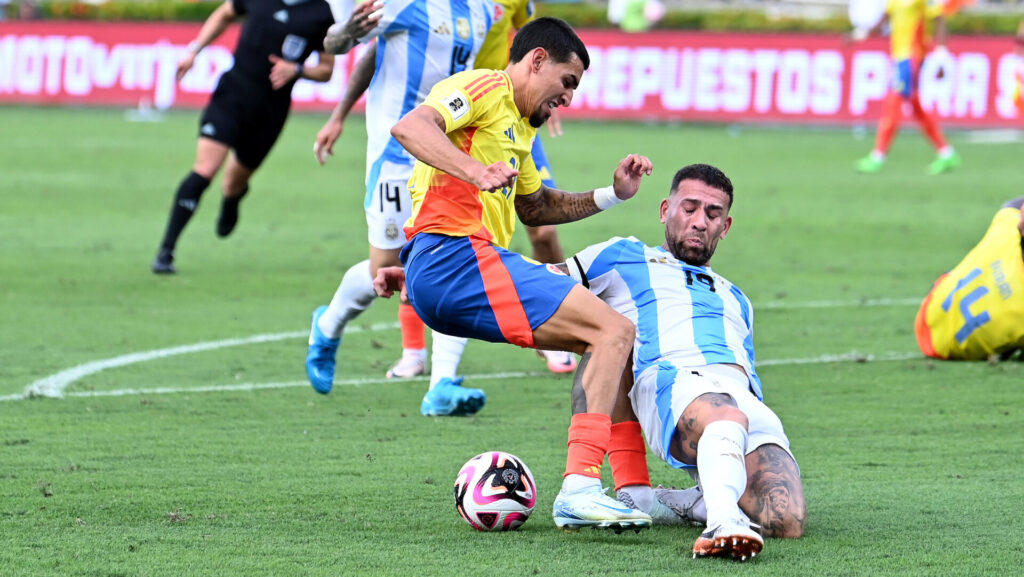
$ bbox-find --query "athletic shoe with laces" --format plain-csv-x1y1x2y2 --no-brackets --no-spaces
385,353,426,379
420,377,485,416
652,485,705,526
927,151,961,175
151,249,175,275
552,485,652,533
856,154,885,173
692,518,763,561
538,349,578,374
616,487,690,526
305,305,340,394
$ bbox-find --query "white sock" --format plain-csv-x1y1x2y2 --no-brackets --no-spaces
938,145,955,158
696,420,748,527
618,484,654,512
870,150,886,162
402,348,427,360
561,473,601,493
429,331,468,389
318,259,376,339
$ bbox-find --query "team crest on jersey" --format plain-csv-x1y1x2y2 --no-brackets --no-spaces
545,263,567,276
442,90,469,121
455,17,471,40
282,35,306,61
385,223,400,240
493,4,505,22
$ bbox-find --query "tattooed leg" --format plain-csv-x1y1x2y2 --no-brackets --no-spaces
740,444,806,538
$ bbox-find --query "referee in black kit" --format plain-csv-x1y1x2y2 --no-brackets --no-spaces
152,0,343,274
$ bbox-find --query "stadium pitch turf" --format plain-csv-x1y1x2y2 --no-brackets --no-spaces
0,106,1021,576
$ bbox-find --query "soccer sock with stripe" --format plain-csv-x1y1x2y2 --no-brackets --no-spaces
160,171,210,251
318,259,376,339
563,412,611,483
696,420,749,527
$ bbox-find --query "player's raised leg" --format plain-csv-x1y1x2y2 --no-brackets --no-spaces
533,286,652,532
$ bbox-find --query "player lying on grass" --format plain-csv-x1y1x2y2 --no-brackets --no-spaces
375,162,807,558
915,196,1024,360
563,163,806,561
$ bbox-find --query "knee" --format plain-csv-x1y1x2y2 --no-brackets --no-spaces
603,314,635,354
527,225,557,245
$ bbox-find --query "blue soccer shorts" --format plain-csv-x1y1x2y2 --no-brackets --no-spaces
400,233,577,348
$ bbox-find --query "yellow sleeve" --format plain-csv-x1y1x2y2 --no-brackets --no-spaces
423,70,493,133
512,0,534,29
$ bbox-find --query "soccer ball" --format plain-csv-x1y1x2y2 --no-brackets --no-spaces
453,451,537,531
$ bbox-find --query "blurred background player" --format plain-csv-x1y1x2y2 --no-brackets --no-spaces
304,0,495,399
379,17,655,530
915,196,1024,360
565,164,805,561
852,0,960,175
152,0,340,274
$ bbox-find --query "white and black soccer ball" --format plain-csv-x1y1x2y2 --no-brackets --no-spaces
453,451,537,531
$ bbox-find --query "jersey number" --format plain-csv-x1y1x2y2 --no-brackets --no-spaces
498,156,518,199
684,270,716,292
450,45,472,75
940,268,991,344
379,182,401,213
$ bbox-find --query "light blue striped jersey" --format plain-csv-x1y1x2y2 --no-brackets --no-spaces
567,236,764,400
360,0,493,197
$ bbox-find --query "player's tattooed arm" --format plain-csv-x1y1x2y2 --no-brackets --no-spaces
514,185,601,226
515,154,652,226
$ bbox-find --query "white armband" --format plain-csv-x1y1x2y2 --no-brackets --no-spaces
594,186,624,211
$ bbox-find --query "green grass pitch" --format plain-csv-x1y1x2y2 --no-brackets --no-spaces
0,106,1021,576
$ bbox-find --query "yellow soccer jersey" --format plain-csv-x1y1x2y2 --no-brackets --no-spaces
404,69,541,249
474,0,533,70
916,207,1024,360
886,0,943,61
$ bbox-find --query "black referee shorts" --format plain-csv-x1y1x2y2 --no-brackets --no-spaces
198,73,290,170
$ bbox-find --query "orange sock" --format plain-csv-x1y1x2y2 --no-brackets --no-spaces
608,421,650,491
564,413,611,479
911,95,949,150
874,92,903,155
399,303,425,350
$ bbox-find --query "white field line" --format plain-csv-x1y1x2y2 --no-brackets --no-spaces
2,351,925,403
11,297,924,402
20,322,398,400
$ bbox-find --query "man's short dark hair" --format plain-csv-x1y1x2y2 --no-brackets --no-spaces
670,164,734,207
508,17,590,70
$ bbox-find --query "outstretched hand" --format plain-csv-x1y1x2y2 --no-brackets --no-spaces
373,266,408,303
611,154,654,202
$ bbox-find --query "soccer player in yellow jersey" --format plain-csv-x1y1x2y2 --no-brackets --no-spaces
383,17,657,531
916,198,1024,360
854,0,960,175
470,0,580,374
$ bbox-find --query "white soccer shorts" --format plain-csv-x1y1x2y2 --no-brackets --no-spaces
630,362,793,470
365,165,413,250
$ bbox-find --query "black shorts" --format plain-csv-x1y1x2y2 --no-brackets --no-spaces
198,72,290,170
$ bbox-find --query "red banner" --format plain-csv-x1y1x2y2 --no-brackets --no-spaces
1,21,1021,125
